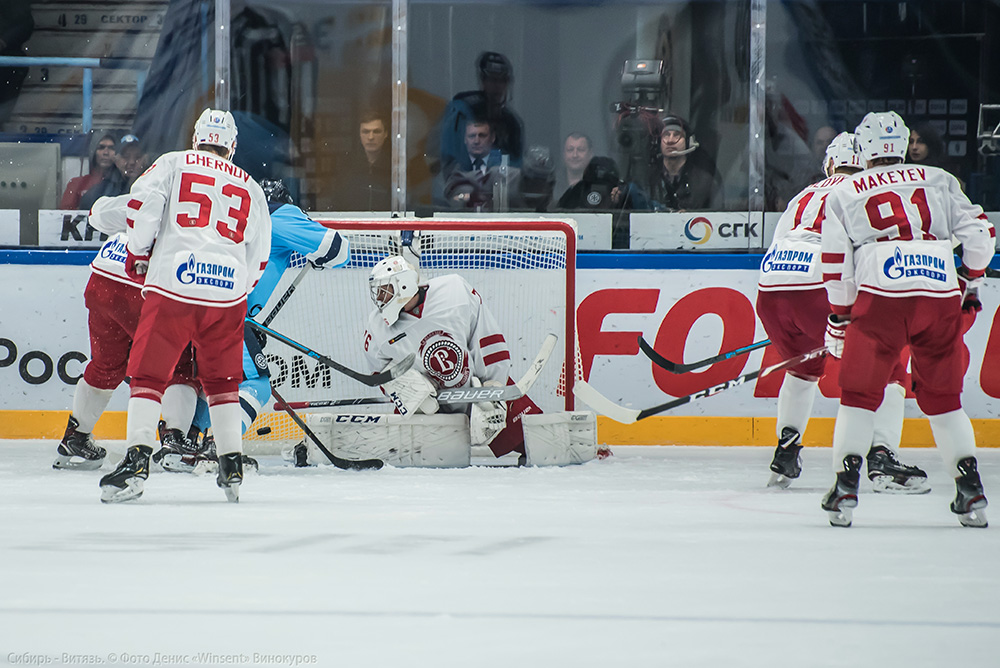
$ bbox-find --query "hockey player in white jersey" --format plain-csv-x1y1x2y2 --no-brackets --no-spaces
52,195,197,471
757,132,926,492
99,108,271,503
361,256,543,461
820,111,995,527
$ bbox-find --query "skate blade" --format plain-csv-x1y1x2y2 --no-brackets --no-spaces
192,460,219,476
826,507,853,527
53,455,104,471
100,478,144,503
767,472,793,489
958,508,988,528
871,475,931,495
222,483,240,503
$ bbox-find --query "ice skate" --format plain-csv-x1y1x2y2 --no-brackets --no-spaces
216,452,243,503
52,416,107,471
282,439,312,467
154,420,217,474
951,457,988,528
866,445,930,494
767,427,802,489
99,445,152,503
821,455,863,527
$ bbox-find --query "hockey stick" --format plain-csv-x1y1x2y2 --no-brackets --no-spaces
245,319,414,387
270,385,384,470
574,345,827,424
272,332,559,409
637,335,772,374
261,262,312,327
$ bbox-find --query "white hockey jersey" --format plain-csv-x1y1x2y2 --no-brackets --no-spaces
87,194,141,289
822,163,995,311
364,274,512,390
758,174,847,292
125,150,271,308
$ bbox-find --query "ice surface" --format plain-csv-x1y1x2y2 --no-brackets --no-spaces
1,441,998,668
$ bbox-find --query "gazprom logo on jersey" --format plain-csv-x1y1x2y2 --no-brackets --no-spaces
684,217,713,244
99,237,128,264
882,247,948,282
176,253,236,289
761,248,813,274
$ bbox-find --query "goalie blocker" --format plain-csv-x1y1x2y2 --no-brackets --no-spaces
295,411,599,468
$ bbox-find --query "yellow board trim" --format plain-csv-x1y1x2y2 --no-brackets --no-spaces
3,410,999,447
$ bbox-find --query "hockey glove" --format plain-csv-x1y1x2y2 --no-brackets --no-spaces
469,377,508,446
381,368,439,417
124,249,150,282
958,265,984,315
824,314,851,359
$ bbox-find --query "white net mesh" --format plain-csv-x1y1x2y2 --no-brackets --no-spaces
245,219,578,448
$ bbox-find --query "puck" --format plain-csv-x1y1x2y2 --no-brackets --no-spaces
256,426,272,436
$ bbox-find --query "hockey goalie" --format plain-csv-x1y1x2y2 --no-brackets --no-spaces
291,255,603,468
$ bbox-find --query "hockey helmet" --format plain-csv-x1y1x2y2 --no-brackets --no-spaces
478,52,512,81
823,132,863,176
260,178,294,205
192,108,238,158
854,111,909,164
369,256,419,326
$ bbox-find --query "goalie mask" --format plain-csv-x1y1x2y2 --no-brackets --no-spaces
370,256,419,326
823,132,863,176
192,108,238,159
854,111,908,164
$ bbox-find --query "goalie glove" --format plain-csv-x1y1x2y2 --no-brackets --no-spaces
469,377,508,446
381,368,439,417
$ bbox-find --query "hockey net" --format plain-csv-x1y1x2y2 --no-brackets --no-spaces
244,218,580,449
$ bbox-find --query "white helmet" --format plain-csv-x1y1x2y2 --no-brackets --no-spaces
854,111,909,164
823,131,863,176
369,256,419,326
192,108,238,158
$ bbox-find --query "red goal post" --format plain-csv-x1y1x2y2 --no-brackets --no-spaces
244,218,579,447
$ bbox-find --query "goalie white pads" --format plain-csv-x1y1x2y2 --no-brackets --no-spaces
469,377,507,446
523,412,599,466
381,368,439,416
305,412,470,468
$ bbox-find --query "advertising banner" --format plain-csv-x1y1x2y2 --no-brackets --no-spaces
0,210,19,245
2,261,999,423
37,210,109,247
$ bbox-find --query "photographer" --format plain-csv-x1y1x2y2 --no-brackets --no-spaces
557,156,654,248
647,115,722,212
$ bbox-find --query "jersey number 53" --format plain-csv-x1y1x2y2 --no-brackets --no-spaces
175,172,251,243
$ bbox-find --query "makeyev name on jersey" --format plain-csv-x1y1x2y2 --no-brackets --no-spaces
852,167,927,193
881,246,948,283
761,248,815,274
99,236,128,264
175,253,237,289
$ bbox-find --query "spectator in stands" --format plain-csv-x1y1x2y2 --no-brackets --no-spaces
441,118,508,210
555,132,594,202
79,135,149,211
907,123,949,169
340,110,391,210
0,0,34,126
60,133,119,210
647,115,721,212
439,51,524,171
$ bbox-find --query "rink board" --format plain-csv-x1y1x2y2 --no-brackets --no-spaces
1,253,999,446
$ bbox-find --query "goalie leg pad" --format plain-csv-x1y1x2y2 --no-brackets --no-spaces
523,412,599,466
307,412,471,468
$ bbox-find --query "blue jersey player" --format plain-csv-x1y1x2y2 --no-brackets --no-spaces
154,179,350,471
